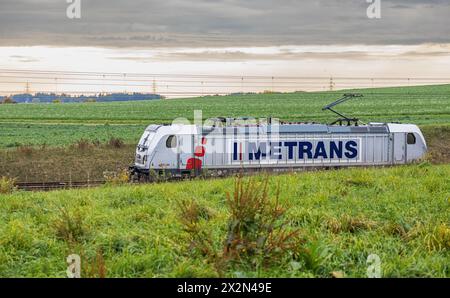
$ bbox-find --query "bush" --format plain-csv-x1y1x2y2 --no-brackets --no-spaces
0,176,17,194
53,207,87,244
103,169,129,185
74,139,92,150
223,176,303,267
177,200,217,265
178,175,303,276
107,137,124,148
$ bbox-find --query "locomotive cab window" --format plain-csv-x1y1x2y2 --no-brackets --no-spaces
407,133,416,145
166,135,177,148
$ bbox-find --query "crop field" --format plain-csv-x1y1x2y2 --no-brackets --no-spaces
0,84,448,278
0,84,449,148
0,123,144,148
0,165,448,277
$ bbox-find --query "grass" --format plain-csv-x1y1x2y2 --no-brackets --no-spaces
0,84,449,148
0,164,448,277
0,84,448,278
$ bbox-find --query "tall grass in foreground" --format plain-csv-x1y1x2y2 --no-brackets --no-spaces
178,176,303,276
0,164,448,277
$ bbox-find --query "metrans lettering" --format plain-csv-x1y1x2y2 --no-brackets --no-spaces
233,140,359,161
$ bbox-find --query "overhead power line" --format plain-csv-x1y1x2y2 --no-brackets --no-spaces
1,69,450,81
1,68,449,98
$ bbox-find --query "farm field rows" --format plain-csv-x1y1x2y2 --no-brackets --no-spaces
0,123,144,148
0,84,450,148
0,165,448,277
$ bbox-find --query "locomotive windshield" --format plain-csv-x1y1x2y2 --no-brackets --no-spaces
137,131,155,151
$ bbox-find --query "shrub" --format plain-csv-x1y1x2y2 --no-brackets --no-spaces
53,207,86,244
223,176,303,266
107,137,124,148
103,169,129,185
0,176,17,194
0,220,33,249
83,249,106,278
178,175,303,276
74,139,92,150
177,200,217,265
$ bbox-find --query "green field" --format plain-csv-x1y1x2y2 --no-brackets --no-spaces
0,84,449,148
0,165,448,277
0,84,449,278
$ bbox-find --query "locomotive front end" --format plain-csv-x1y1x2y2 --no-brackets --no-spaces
130,125,160,178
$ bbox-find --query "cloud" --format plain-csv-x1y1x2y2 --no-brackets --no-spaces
107,44,450,63
9,55,40,63
0,0,449,48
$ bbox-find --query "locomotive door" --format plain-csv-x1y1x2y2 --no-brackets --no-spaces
392,133,406,164
180,134,204,175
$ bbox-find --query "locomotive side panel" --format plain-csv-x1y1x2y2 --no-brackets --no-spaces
199,133,391,170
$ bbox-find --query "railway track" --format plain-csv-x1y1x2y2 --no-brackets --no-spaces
15,181,106,191
13,170,269,192
13,165,391,192
14,176,189,191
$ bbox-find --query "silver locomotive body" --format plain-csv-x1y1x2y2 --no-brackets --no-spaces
131,121,427,178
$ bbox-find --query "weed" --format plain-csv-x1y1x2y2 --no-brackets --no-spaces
17,145,33,156
0,220,33,249
74,139,92,150
83,249,107,278
103,169,130,185
224,176,303,267
383,222,410,238
343,171,374,187
53,207,87,244
178,200,213,224
419,223,450,252
297,241,332,274
325,215,377,234
178,175,304,276
108,137,124,148
148,169,158,182
0,176,17,194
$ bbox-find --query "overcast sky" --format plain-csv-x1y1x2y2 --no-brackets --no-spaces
1,0,450,95
1,0,449,47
